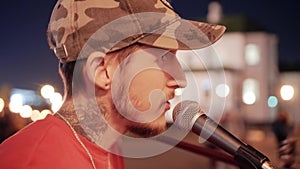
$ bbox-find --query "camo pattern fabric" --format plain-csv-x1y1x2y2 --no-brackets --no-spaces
47,0,226,62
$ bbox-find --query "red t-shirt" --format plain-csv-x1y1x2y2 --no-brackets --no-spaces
0,115,124,169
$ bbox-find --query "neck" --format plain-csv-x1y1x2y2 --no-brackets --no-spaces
55,99,90,140
56,96,128,149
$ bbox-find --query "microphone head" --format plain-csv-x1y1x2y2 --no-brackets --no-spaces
172,100,204,130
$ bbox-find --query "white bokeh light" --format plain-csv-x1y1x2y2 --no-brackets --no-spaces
242,79,259,105
245,43,260,66
243,91,256,105
9,94,24,113
215,84,230,98
0,98,4,112
280,85,294,101
40,84,55,99
31,110,42,122
49,92,63,104
175,88,183,96
19,105,33,118
10,94,23,106
40,109,52,119
49,92,63,113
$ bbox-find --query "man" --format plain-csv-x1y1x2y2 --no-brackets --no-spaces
0,0,225,168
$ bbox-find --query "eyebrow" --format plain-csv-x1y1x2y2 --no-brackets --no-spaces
170,50,177,54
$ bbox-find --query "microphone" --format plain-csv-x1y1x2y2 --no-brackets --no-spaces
172,100,276,169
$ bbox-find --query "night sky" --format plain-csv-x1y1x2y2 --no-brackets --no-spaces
0,0,299,92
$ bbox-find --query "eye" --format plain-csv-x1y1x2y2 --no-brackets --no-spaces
161,54,169,62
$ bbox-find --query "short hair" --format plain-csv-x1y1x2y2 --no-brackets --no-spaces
58,43,144,98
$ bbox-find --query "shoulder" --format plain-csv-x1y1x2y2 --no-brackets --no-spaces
1,114,70,145
0,114,79,168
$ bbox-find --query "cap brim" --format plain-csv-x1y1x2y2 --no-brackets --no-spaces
108,17,226,53
80,14,226,61
138,18,226,51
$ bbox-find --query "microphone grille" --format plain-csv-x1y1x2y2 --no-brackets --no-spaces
172,100,203,130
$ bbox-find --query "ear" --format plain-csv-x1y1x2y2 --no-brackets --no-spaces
95,61,111,90
86,52,111,90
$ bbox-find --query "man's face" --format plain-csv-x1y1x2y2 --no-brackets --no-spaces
111,47,186,137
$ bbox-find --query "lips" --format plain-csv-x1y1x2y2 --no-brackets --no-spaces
165,101,171,110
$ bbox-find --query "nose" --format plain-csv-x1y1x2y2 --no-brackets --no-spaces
164,57,187,89
166,71,187,88
167,79,187,88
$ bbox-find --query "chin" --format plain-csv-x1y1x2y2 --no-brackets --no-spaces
128,117,167,138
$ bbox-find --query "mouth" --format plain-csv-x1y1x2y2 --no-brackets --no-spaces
164,92,175,111
165,101,171,110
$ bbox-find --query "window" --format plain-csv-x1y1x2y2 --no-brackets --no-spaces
243,79,259,105
245,44,260,66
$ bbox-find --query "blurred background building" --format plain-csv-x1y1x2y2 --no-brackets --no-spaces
127,1,300,168
1,1,299,168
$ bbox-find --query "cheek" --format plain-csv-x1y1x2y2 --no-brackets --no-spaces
128,69,166,110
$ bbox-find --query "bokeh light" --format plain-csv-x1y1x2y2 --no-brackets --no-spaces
215,83,230,98
19,105,33,118
49,92,63,113
0,98,4,112
175,88,183,96
280,85,294,101
40,84,55,99
40,109,52,119
268,96,278,108
31,110,41,122
243,91,256,105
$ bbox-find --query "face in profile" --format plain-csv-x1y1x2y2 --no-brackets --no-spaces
111,47,187,137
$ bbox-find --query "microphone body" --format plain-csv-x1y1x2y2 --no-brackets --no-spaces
173,101,275,169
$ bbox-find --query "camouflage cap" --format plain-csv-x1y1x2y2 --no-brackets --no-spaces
47,0,226,63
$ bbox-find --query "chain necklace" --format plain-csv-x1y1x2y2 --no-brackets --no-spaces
56,113,97,169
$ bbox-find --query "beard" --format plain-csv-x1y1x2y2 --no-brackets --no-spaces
125,99,167,137
112,84,167,138
127,114,167,137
